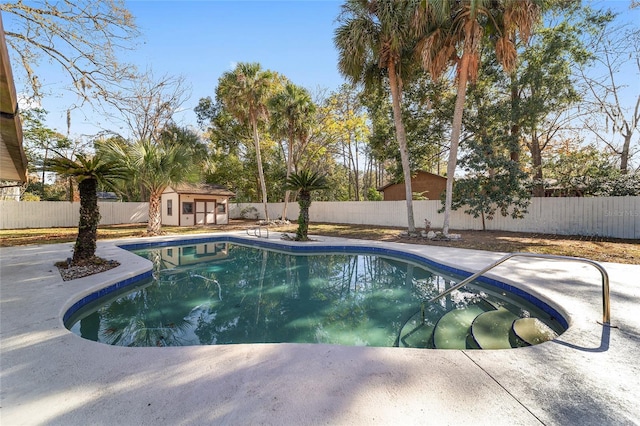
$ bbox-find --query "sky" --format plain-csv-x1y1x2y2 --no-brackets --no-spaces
5,0,639,141
18,0,348,137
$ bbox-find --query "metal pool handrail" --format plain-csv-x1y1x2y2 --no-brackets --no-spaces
421,252,610,325
246,225,270,238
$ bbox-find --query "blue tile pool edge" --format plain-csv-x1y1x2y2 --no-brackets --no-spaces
62,270,153,325
63,235,569,331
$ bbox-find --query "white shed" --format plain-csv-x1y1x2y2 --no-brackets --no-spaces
161,183,235,227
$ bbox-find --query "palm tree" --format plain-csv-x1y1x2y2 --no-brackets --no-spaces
335,0,418,233
285,170,328,241
100,138,194,236
414,0,541,234
48,153,127,263
217,62,276,221
269,82,316,221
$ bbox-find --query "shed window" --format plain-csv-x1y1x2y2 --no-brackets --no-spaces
182,202,193,214
167,199,173,216
217,203,226,214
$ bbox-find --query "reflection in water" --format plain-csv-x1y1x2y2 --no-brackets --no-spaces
68,242,563,348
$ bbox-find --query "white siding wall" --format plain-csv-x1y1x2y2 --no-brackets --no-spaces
230,197,640,239
166,195,230,226
161,193,180,226
178,194,198,226
216,198,229,225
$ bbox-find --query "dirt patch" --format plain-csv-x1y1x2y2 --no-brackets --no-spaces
2,220,637,265
289,223,639,265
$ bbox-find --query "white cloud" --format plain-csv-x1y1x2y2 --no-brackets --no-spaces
17,94,41,111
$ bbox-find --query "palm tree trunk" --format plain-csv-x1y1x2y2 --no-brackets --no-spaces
443,49,472,235
251,116,270,221
282,128,294,220
297,191,311,241
74,178,99,262
388,61,415,233
147,191,163,235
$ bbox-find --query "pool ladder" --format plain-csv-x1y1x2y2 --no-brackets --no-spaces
246,225,270,238
420,252,611,326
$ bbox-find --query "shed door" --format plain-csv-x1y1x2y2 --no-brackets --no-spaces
195,199,216,225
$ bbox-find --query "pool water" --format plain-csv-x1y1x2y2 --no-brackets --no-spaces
66,241,566,349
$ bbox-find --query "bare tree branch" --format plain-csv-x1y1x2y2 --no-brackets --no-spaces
579,22,640,172
108,70,191,143
1,0,140,107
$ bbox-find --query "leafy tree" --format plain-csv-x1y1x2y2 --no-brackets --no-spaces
453,70,530,230
414,0,541,234
202,150,249,201
269,82,316,220
360,74,453,183
216,62,278,221
1,1,139,105
321,86,370,201
48,153,127,263
400,76,453,175
195,96,250,156
285,170,328,241
318,163,351,201
196,94,284,205
100,139,195,235
544,144,640,196
366,187,383,201
159,124,209,171
335,0,418,232
195,96,256,200
93,135,139,201
515,3,605,196
293,91,343,177
21,109,71,199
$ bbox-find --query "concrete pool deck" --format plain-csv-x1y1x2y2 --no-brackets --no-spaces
1,231,639,425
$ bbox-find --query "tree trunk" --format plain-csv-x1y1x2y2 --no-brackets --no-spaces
530,134,544,197
443,49,472,235
282,126,294,220
510,71,521,163
621,132,631,174
388,60,416,233
42,147,48,199
251,115,269,221
147,191,163,235
354,137,360,201
73,178,99,262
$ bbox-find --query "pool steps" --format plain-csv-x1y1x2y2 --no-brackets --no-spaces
470,308,521,349
398,303,558,350
432,304,487,349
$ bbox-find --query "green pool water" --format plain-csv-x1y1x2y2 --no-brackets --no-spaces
67,241,565,348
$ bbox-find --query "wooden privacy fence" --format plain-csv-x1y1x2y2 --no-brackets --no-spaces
0,201,149,229
229,196,640,240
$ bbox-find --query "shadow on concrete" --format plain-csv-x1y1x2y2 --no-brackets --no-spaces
551,322,612,353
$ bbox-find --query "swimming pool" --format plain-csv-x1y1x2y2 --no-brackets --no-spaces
64,238,567,349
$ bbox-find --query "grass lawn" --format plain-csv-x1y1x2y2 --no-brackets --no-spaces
0,220,637,264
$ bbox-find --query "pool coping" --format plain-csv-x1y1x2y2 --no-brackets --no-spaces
1,231,639,425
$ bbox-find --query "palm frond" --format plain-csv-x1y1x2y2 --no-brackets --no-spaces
284,170,329,192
